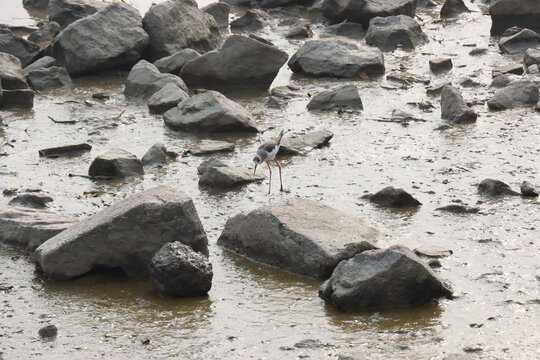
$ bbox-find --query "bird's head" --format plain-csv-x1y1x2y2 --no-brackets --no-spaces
253,155,262,175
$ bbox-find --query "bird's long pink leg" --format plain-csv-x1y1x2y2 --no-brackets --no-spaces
266,161,272,194
274,159,283,191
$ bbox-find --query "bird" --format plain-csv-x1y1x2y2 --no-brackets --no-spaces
253,129,286,194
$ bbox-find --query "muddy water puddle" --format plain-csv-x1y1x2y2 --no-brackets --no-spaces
1,0,539,359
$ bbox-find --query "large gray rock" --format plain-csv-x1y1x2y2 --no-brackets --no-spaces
180,35,288,91
365,15,427,51
124,60,188,102
364,186,421,208
34,186,208,280
88,148,144,179
0,52,28,90
28,21,60,46
48,0,105,28
149,242,213,297
23,0,49,10
26,66,72,91
478,179,520,196
0,206,77,251
217,198,379,279
141,142,176,167
0,33,41,67
51,3,149,76
440,85,478,123
498,28,540,55
202,2,230,30
153,49,201,74
147,83,189,114
279,130,334,156
310,0,416,28
524,48,540,67
288,38,385,78
307,85,363,111
2,89,34,109
164,91,258,132
142,0,220,60
23,56,57,76
319,245,453,311
487,80,539,110
489,0,540,35
198,158,264,189
440,0,470,18
230,9,274,32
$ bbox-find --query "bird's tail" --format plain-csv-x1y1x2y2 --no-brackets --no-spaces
277,129,287,144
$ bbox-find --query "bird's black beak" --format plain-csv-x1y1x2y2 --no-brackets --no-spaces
253,163,258,176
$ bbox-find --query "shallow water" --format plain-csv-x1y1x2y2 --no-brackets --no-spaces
1,0,539,359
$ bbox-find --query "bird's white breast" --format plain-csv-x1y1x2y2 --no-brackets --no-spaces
265,144,280,161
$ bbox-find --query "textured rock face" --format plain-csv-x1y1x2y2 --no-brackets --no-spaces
202,2,230,30
147,83,189,114
124,60,188,102
26,66,72,91
440,0,470,18
365,186,422,208
279,130,334,156
366,15,428,51
288,38,385,78
478,179,520,197
319,245,453,311
0,33,41,67
48,0,106,28
88,148,144,179
197,159,264,189
34,186,209,280
163,91,258,132
311,0,416,28
0,206,77,252
51,3,149,76
487,80,539,110
142,0,220,60
0,52,29,90
153,48,201,74
307,85,363,110
180,35,288,91
440,85,478,123
149,242,213,297
489,0,540,35
498,28,540,55
28,21,60,46
217,198,379,279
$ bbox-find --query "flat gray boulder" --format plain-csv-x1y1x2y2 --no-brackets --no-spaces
180,35,288,91
279,130,334,156
51,3,149,76
8,193,53,209
34,186,208,280
88,148,144,179
0,33,41,67
217,198,379,279
0,52,28,90
147,83,189,114
124,60,188,103
198,158,264,189
365,15,428,51
190,140,235,155
26,66,72,91
164,91,258,132
487,80,539,110
440,85,478,123
499,28,540,55
153,48,201,74
149,241,213,297
288,38,385,78
319,245,453,311
23,56,57,76
310,0,416,28
142,0,220,60
307,85,363,111
48,0,105,28
489,0,540,35
0,206,77,251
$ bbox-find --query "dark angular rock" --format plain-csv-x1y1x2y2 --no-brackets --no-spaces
2,89,34,109
147,83,189,114
34,186,209,280
440,0,470,18
426,82,452,96
365,186,422,208
436,204,480,214
38,143,92,157
0,52,28,90
319,245,453,311
429,58,453,73
520,181,539,197
38,324,58,339
23,56,56,76
26,66,72,91
414,246,453,258
279,130,333,155
202,2,230,30
285,20,313,39
307,85,363,111
524,47,540,67
141,142,176,167
8,193,53,209
190,140,235,156
478,178,520,196
48,0,105,28
499,28,540,55
365,15,428,51
230,9,274,31
492,64,524,78
217,198,379,279
198,158,264,189
326,22,364,40
0,33,41,67
149,241,213,297
180,35,288,92
23,0,49,10
489,0,540,35
88,148,144,179
153,49,201,74
28,21,60,46
490,74,520,88
142,0,220,60
440,85,478,123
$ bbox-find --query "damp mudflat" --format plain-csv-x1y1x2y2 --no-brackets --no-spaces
1,1,539,359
